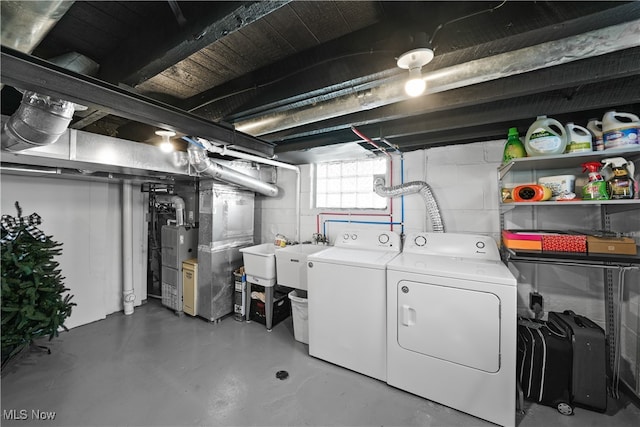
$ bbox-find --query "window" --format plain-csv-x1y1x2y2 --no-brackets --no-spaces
315,158,387,209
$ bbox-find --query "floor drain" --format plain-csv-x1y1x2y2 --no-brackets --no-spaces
276,370,289,380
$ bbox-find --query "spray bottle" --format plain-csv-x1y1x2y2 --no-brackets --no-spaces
601,157,636,199
581,162,609,201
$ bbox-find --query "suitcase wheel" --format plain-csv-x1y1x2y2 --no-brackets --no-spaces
555,401,574,416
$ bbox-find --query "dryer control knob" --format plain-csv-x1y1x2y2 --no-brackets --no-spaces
414,235,427,246
343,233,350,240
308,262,313,268
378,233,390,244
351,234,358,240
476,241,486,249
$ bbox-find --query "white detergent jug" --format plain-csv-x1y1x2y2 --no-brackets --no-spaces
602,110,639,150
525,115,567,156
587,118,604,151
565,122,592,154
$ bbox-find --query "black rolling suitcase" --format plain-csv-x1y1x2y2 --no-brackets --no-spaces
548,310,607,412
517,317,574,415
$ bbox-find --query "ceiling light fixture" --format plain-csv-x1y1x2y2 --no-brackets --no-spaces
156,130,176,153
397,47,434,97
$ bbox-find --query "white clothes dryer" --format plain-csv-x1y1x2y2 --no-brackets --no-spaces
307,229,401,382
386,232,517,427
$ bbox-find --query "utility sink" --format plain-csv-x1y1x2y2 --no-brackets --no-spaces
240,243,279,282
276,244,328,290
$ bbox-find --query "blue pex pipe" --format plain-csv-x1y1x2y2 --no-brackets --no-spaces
181,136,207,149
400,154,405,235
323,219,403,238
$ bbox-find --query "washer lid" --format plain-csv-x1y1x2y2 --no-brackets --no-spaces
387,253,516,286
307,247,399,269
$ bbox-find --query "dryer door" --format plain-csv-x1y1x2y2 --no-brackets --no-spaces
397,279,501,373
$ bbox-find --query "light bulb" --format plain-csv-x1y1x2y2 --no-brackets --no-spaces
405,68,426,97
160,141,174,152
155,130,176,153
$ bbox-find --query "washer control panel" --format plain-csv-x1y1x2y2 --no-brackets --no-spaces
404,232,500,261
335,229,400,250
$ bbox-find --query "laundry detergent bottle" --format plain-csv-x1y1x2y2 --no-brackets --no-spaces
581,162,609,201
602,110,640,150
525,115,567,156
502,127,526,164
587,118,604,151
565,122,592,153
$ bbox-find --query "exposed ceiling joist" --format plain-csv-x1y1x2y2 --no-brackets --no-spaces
234,19,640,137
99,1,292,87
275,74,640,153
267,47,640,142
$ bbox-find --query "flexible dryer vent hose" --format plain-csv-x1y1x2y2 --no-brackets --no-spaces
374,178,445,233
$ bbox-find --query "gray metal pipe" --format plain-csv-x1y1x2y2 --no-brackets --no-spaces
1,91,76,152
374,178,444,233
1,1,98,153
0,0,74,54
188,144,279,197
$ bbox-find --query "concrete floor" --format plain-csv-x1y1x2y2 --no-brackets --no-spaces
2,300,639,427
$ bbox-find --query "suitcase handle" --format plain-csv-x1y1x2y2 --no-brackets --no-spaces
562,309,587,328
546,316,569,338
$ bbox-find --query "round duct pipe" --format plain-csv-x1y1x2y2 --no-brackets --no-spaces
1,91,76,152
0,0,74,54
187,144,279,197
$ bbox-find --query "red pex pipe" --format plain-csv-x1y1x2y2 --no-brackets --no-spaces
314,127,396,234
350,126,394,231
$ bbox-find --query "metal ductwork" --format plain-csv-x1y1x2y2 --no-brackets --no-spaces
0,0,74,54
1,91,77,152
374,177,444,233
234,20,640,136
187,144,279,197
1,1,91,153
1,52,97,152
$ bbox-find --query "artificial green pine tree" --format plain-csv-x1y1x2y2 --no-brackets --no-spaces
1,202,75,367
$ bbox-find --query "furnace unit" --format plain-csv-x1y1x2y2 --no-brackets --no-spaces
161,225,197,313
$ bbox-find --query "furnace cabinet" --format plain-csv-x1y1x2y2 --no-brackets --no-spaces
197,181,255,321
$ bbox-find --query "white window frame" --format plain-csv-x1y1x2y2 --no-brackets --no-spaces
313,157,388,209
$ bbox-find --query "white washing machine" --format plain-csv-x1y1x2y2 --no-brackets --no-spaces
387,232,517,427
307,229,401,381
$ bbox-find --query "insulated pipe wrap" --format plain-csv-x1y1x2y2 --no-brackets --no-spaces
188,145,279,197
374,178,444,232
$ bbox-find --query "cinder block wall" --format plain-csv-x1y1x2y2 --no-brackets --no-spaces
258,138,639,392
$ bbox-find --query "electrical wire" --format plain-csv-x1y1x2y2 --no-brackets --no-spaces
429,0,508,47
191,2,508,112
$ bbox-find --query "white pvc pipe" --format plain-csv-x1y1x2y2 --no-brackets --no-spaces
155,194,185,226
122,180,135,315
